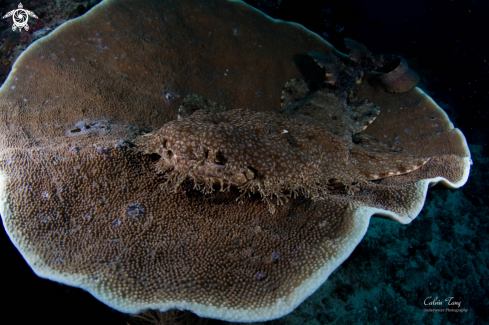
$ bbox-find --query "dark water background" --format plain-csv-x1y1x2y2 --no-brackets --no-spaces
248,0,489,148
0,0,487,324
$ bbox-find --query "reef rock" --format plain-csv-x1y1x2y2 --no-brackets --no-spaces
0,0,470,322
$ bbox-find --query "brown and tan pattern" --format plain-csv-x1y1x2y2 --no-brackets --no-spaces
137,93,429,214
0,0,470,322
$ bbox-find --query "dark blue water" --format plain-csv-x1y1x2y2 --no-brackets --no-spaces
1,1,487,324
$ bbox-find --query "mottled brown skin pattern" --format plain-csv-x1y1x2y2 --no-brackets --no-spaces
137,43,429,212
138,95,429,213
0,0,470,321
140,108,359,212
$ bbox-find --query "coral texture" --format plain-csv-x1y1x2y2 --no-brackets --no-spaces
0,0,470,323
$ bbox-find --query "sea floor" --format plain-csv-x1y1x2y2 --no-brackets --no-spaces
0,1,487,324
253,144,488,324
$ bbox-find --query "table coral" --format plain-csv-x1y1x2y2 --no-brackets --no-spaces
0,0,470,323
